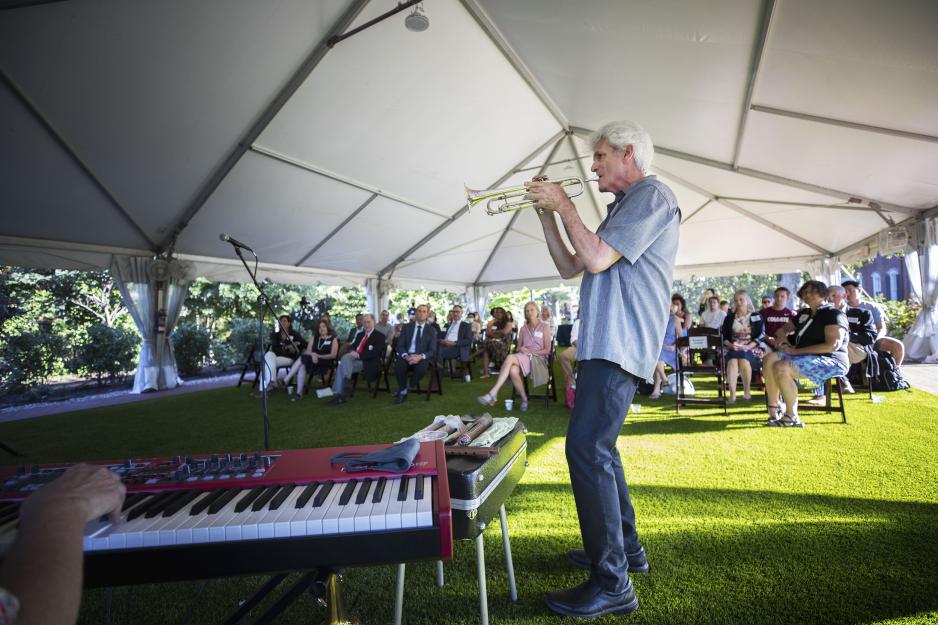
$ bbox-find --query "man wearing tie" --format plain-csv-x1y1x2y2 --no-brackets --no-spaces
393,304,437,403
328,313,386,405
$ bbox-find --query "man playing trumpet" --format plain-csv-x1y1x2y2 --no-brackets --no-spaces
526,121,681,618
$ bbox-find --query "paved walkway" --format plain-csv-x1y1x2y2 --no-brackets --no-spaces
0,374,243,423
899,363,938,397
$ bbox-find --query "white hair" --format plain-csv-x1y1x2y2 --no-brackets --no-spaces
589,120,655,174
829,285,845,296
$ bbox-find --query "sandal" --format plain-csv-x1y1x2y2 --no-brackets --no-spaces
520,400,529,412
648,391,662,400
778,414,805,428
765,405,780,426
476,393,496,406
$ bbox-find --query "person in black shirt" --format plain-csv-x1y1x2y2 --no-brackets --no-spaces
282,318,338,400
261,315,305,392
761,281,849,428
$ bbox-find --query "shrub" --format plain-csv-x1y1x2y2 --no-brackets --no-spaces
227,317,262,361
0,330,66,396
171,323,211,376
878,297,920,340
71,323,138,384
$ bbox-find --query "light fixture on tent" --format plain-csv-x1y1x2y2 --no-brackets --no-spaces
404,3,429,32
878,226,912,257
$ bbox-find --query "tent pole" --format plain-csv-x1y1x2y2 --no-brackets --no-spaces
751,105,938,145
732,0,777,167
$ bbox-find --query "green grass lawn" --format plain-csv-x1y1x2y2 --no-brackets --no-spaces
1,360,936,625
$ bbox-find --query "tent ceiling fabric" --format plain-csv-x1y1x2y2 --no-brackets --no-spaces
1,0,936,291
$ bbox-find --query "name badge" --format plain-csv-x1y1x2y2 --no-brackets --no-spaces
750,314,761,322
368,345,373,351
322,340,331,346
798,314,809,324
847,317,858,324
534,331,544,338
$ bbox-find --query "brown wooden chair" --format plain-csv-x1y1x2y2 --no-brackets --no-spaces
794,376,848,424
674,331,728,415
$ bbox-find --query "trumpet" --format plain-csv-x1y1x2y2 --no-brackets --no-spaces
465,176,599,215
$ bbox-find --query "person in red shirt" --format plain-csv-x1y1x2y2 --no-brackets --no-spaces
760,287,798,351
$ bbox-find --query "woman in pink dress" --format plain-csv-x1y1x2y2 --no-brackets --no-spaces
477,302,552,412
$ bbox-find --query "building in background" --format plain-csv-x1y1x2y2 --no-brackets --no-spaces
855,254,912,301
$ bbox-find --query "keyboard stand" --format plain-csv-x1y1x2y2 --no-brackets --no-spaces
394,504,517,625
220,569,355,625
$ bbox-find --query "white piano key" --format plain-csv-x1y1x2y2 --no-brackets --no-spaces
157,492,214,546
353,481,378,533
207,493,247,542
256,487,297,539
304,484,343,537
368,478,395,532
416,476,433,527
384,478,406,530
287,484,321,537
401,477,418,529
322,481,358,535
338,481,364,534
272,488,306,538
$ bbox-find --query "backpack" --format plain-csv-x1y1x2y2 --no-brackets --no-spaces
872,349,910,392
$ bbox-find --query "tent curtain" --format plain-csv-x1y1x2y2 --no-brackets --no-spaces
110,255,194,393
807,258,842,287
902,218,938,362
465,286,489,317
364,278,392,316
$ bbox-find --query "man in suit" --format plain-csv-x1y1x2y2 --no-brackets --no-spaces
393,304,437,403
438,305,473,380
328,313,385,405
338,313,365,358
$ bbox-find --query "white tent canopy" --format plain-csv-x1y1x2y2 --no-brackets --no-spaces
1,0,937,293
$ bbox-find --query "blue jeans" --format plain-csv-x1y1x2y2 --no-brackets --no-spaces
566,359,641,592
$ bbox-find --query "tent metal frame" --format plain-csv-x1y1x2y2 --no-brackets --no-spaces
751,105,938,145
733,0,777,168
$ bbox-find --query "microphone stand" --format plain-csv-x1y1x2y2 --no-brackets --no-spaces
229,243,281,451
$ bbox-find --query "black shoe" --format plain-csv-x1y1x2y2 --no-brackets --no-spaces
544,579,638,618
566,546,650,573
327,395,346,406
393,391,408,404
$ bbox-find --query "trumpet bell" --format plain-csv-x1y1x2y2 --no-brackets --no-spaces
465,176,598,215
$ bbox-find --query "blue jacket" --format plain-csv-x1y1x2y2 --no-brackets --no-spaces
397,322,438,361
721,311,766,347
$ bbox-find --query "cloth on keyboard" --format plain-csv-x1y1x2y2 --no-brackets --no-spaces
470,417,518,447
330,438,420,473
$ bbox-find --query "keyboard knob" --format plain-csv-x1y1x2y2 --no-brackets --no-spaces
225,453,232,464
123,459,132,468
239,452,247,463
263,456,271,468
30,465,40,474
15,465,26,476
173,455,182,464
185,456,193,464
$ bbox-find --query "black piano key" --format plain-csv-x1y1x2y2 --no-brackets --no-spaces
312,481,334,507
295,482,320,509
251,485,282,512
121,493,146,512
162,490,201,517
371,477,387,504
338,481,357,506
189,489,227,516
207,488,241,514
397,476,410,502
234,487,265,513
414,475,425,501
127,492,175,521
145,490,191,518
355,478,373,505
267,484,296,511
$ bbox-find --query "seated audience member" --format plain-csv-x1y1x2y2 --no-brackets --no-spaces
719,300,730,313
697,288,717,316
760,286,798,351
760,294,773,310
650,302,685,399
700,295,726,330
327,314,385,405
559,315,580,388
762,281,849,427
261,315,305,391
393,304,437,403
720,290,765,402
477,302,552,411
283,318,338,401
842,280,905,366
339,314,365,357
467,312,483,341
539,304,558,336
427,310,442,336
0,464,126,625
438,305,473,375
671,293,693,333
829,285,878,393
374,310,394,339
471,307,514,378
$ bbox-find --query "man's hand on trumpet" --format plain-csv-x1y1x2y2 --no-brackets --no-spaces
525,175,576,216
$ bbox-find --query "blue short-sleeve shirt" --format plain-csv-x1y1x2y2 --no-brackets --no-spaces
576,175,681,380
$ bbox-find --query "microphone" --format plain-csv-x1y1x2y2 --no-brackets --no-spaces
219,233,254,253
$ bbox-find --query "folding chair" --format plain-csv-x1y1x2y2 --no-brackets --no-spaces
795,376,848,424
511,348,557,408
674,330,728,415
